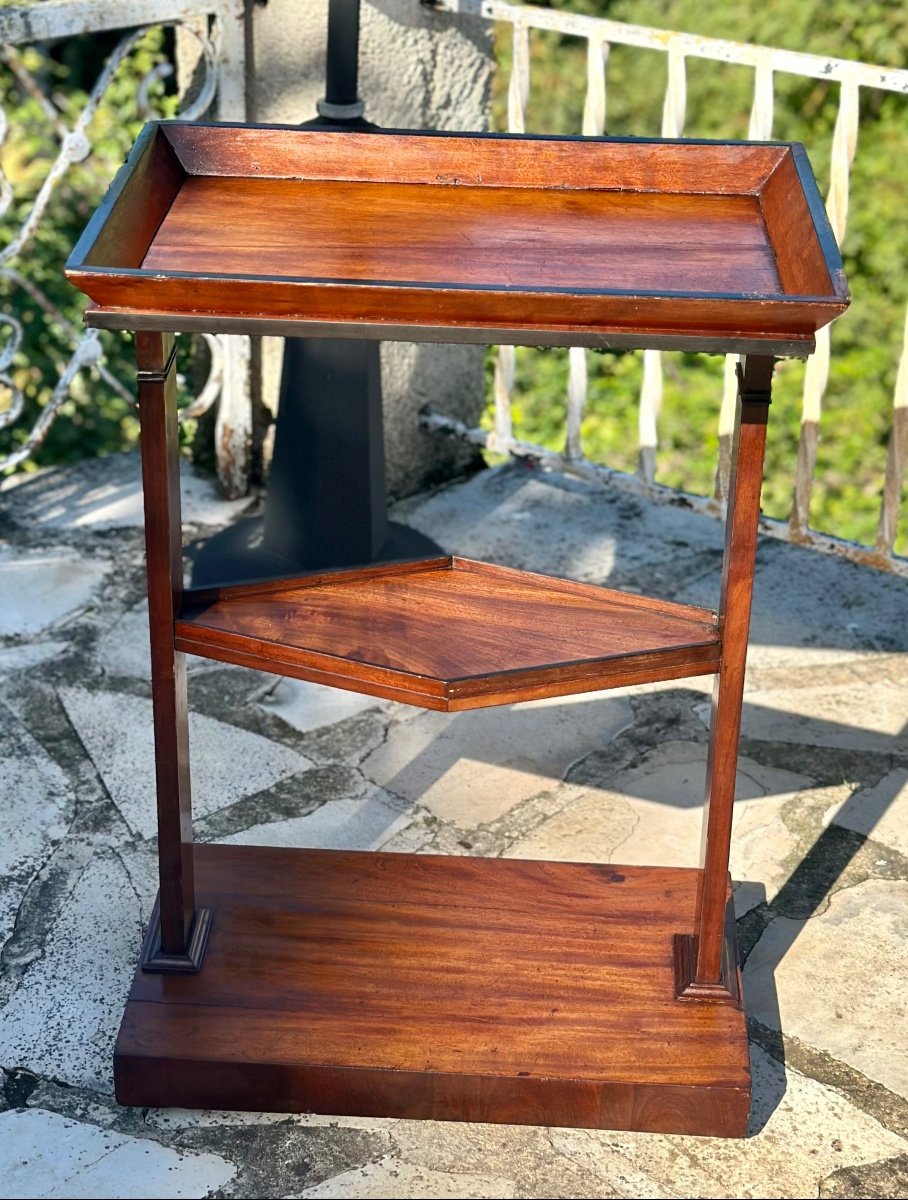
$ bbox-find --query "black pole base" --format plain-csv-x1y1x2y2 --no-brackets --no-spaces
300,113,379,133
140,899,213,974
188,515,443,589
188,334,444,589
187,4,445,593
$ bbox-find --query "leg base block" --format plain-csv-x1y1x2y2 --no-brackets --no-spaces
673,928,742,1006
140,900,213,974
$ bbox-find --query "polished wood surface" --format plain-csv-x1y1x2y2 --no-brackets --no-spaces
759,151,838,297
82,280,841,342
72,122,182,272
136,332,197,957
145,178,781,294
65,124,849,345
80,306,820,356
115,844,751,1136
163,123,785,192
63,124,849,1133
175,557,720,710
693,357,773,990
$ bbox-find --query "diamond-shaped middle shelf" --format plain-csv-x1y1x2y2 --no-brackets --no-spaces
176,557,719,711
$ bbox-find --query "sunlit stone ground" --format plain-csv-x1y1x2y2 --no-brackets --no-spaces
1,453,906,1199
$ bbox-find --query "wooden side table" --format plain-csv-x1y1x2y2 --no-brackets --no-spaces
66,123,848,1137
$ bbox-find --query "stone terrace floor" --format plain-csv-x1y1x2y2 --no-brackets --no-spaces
1,451,907,1200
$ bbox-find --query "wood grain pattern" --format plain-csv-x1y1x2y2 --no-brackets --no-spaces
115,844,751,1135
175,556,720,710
695,357,772,987
73,122,184,271
135,332,196,955
162,123,785,193
71,273,842,342
81,306,819,356
65,124,849,342
760,152,836,296
143,177,781,295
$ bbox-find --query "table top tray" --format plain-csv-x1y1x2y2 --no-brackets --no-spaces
66,122,849,354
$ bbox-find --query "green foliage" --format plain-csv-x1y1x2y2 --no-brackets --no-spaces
490,0,908,554
3,10,906,556
1,30,186,473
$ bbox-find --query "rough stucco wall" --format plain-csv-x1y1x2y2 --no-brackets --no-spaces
251,0,493,499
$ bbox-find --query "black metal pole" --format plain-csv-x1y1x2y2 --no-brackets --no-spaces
189,0,441,587
319,0,363,120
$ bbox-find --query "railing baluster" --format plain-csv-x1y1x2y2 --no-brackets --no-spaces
714,355,740,504
638,42,686,483
491,17,530,457
747,55,775,140
565,35,610,465
715,55,775,504
508,17,530,135
661,40,687,140
206,4,251,499
492,345,515,451
876,305,908,559
638,349,663,483
565,347,586,462
582,33,608,137
790,79,859,539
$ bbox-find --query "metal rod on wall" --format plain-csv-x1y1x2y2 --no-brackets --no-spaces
318,0,364,121
188,0,443,585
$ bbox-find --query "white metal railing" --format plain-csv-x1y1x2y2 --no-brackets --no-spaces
0,0,252,497
430,0,908,574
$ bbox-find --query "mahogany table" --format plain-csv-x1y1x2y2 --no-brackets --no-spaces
66,123,848,1137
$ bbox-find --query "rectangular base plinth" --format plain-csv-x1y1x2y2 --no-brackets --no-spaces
115,845,751,1137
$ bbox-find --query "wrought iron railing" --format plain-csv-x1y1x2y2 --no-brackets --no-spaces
429,0,908,575
0,0,251,497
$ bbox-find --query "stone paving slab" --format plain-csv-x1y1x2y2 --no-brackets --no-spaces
293,1157,517,1199
0,453,906,1198
0,546,110,637
823,769,908,858
58,686,313,840
220,785,412,851
0,642,70,675
547,1046,908,1199
96,601,257,681
0,706,75,949
361,693,633,828
1,451,255,531
744,879,908,1100
0,850,142,1092
259,678,383,735
0,1107,236,1199
740,682,908,755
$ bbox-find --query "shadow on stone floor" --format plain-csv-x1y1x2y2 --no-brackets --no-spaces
3,455,907,1193
359,691,905,1134
742,881,785,1139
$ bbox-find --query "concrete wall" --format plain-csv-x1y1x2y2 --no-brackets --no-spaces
248,0,493,498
